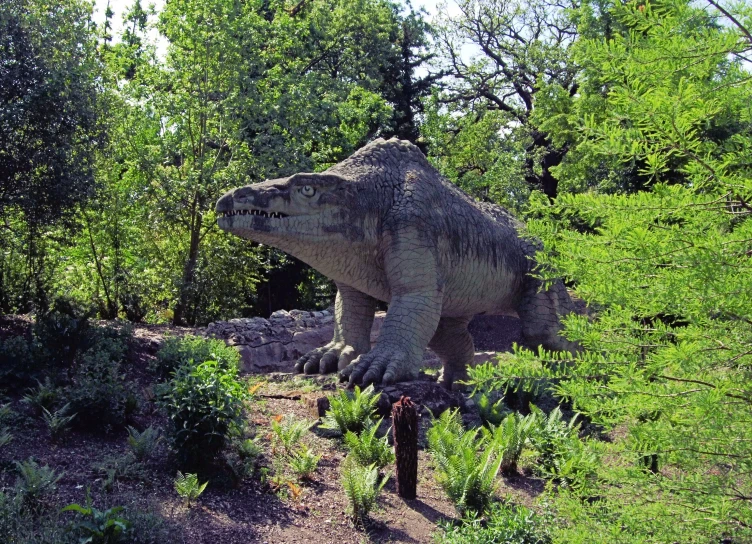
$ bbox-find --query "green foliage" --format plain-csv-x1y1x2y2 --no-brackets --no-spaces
158,359,247,467
0,427,12,449
126,426,162,462
320,385,380,436
173,472,207,508
426,409,503,515
152,335,240,378
0,335,35,386
270,416,313,456
41,403,77,441
486,412,536,475
436,501,552,544
224,437,263,481
343,418,394,470
476,393,509,428
287,446,321,481
14,458,63,511
340,457,388,523
22,378,59,415
65,338,130,431
62,492,131,544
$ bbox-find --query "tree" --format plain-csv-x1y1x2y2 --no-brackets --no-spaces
0,0,103,311
470,0,752,540
432,0,579,199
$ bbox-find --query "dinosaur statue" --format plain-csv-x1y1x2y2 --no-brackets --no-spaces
216,138,579,389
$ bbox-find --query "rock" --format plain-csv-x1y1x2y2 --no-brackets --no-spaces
205,307,515,379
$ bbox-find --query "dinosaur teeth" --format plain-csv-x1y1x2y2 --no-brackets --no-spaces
221,209,287,218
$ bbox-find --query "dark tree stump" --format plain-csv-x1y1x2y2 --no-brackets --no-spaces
392,396,418,499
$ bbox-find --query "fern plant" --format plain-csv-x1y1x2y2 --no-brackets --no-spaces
126,425,162,461
174,472,208,507
271,416,312,456
320,384,380,436
485,412,536,475
41,403,76,440
477,393,509,427
340,457,389,523
0,427,12,448
22,378,58,415
288,445,321,481
427,409,504,515
14,458,63,510
343,418,394,470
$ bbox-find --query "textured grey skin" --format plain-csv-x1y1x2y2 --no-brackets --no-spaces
216,138,579,388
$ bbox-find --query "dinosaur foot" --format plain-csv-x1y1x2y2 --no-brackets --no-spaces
339,345,419,387
294,342,362,375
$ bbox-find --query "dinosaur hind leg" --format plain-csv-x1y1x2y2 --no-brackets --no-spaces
428,316,475,390
517,278,580,354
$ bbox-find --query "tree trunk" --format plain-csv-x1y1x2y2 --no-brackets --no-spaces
392,396,418,500
173,203,202,326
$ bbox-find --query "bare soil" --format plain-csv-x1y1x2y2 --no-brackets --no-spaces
0,316,546,544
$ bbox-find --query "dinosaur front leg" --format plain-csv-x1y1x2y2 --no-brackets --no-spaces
295,284,376,375
340,232,442,386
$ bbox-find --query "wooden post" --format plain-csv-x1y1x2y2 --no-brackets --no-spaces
392,396,418,499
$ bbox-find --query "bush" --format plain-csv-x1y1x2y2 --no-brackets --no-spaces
65,340,130,431
153,335,240,378
343,418,394,470
526,405,599,492
477,393,509,427
320,385,380,436
340,457,388,524
0,335,35,386
427,409,503,515
437,501,552,544
158,360,247,467
41,403,77,440
33,299,93,369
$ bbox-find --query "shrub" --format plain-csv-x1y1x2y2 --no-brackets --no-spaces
153,335,240,378
288,446,321,481
320,385,380,436
173,472,207,508
343,418,394,470
340,457,388,523
485,412,536,475
527,405,599,492
158,360,247,467
437,501,552,544
427,409,503,515
65,343,129,431
224,438,263,482
0,335,35,386
126,426,162,462
33,299,93,369
63,491,131,544
14,458,63,511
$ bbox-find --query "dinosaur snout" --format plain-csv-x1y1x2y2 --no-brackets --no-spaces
216,189,235,213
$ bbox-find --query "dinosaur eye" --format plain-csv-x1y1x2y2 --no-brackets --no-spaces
301,185,316,197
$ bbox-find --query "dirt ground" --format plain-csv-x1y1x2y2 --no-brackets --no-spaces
0,316,546,544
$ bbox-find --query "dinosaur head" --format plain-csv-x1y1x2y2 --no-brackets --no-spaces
216,172,359,253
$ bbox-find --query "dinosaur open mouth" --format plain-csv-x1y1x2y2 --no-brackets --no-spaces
220,209,288,219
